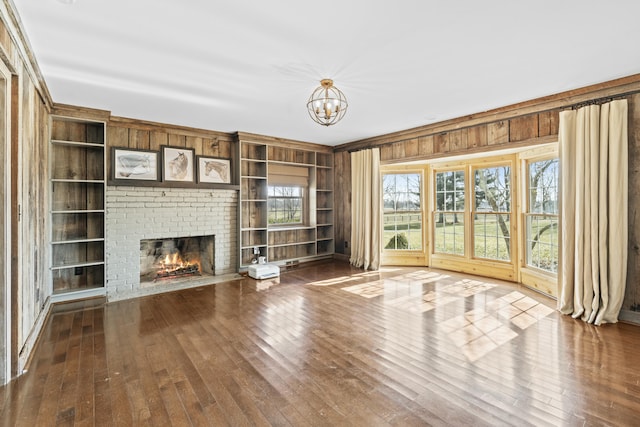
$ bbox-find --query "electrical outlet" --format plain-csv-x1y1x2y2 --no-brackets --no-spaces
344,241,349,248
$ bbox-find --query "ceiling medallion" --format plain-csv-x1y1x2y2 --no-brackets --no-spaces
307,79,348,126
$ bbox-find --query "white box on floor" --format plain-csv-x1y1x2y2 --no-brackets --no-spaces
248,263,280,280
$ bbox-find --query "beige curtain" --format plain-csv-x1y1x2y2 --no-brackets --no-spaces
350,148,381,270
558,99,628,325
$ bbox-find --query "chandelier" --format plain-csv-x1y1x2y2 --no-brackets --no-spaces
307,79,348,126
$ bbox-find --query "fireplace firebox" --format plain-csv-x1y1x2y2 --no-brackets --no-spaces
140,235,215,284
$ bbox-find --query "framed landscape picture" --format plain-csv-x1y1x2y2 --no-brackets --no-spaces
112,148,159,182
197,156,231,184
162,146,195,182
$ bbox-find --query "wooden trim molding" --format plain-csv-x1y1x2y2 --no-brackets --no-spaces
236,131,333,153
52,103,111,122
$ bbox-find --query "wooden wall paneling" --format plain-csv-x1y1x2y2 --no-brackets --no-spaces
466,124,488,149
434,133,449,154
19,74,35,368
333,151,351,255
541,110,560,136
203,137,219,157
17,75,50,373
218,138,233,159
128,129,150,150
168,134,186,147
625,93,640,311
538,111,555,137
449,129,467,152
404,138,420,158
509,115,539,142
106,126,129,147
418,135,434,156
392,141,406,160
186,136,203,156
86,147,104,182
0,17,11,50
487,120,509,145
106,126,128,180
149,131,168,151
380,145,393,162
50,120,69,141
69,121,86,142
549,111,559,135
210,136,221,157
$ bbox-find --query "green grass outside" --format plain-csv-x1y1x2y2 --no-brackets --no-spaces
383,214,558,272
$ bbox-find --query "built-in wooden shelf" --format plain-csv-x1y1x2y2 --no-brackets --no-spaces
238,139,335,268
49,116,106,297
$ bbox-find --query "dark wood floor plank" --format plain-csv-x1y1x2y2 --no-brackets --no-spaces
3,261,640,426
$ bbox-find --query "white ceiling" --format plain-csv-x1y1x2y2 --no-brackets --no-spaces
12,0,640,146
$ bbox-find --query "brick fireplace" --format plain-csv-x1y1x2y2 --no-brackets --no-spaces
105,186,238,301
140,234,215,284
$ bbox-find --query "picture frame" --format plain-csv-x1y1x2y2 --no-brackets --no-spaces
197,156,231,184
112,147,159,182
161,146,195,183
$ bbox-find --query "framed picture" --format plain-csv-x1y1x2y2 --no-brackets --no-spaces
161,146,195,182
112,147,159,181
197,156,231,184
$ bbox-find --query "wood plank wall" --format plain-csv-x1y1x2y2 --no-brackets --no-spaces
106,117,237,183
626,94,640,312
0,10,52,376
333,81,640,314
377,112,559,163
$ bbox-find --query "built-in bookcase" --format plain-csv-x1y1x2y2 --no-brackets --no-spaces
49,116,106,299
238,138,334,269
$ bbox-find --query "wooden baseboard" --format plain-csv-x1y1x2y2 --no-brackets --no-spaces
18,298,52,375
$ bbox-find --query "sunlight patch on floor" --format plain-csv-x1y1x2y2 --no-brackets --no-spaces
341,276,555,362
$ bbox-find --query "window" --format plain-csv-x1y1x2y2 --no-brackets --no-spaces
474,166,511,261
433,170,465,255
525,158,559,273
382,173,422,250
268,185,303,224
267,163,309,226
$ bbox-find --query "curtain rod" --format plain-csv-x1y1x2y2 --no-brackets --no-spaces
567,93,630,110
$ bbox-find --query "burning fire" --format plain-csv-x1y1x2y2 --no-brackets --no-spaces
156,252,201,280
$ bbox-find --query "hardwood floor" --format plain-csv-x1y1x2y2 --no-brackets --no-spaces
2,261,640,426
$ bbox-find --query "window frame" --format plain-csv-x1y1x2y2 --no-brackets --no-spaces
267,184,305,226
518,144,559,296
429,155,518,282
267,164,311,228
432,167,466,257
471,163,513,263
380,165,428,265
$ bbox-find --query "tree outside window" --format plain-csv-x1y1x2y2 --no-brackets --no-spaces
268,186,303,224
433,170,465,255
474,166,511,261
383,173,422,250
525,159,559,273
